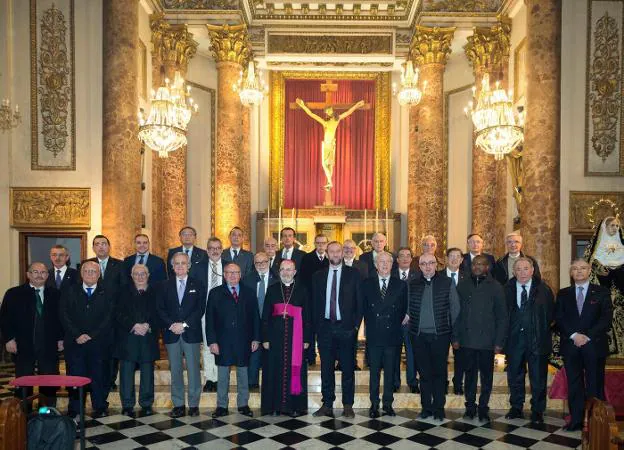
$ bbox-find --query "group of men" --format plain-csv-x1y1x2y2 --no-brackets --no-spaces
0,226,612,432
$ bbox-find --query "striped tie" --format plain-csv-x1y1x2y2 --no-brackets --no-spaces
381,278,388,299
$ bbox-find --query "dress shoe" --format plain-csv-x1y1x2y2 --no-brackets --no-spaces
289,410,303,418
342,405,355,418
248,383,260,390
238,406,253,417
453,385,464,395
505,408,524,419
369,406,380,418
271,411,280,416
313,405,334,417
410,385,420,394
212,407,229,418
110,382,117,391
478,411,491,423
564,422,583,432
203,380,214,393
188,407,200,417
170,406,186,418
433,411,445,421
393,386,400,393
382,406,396,417
141,406,153,416
91,409,108,419
121,408,135,418
530,411,544,424
419,410,432,419
463,409,476,420
335,363,342,371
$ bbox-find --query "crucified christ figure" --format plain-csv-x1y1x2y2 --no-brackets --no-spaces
295,98,366,191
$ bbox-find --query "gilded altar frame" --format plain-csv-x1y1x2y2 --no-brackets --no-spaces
269,71,391,210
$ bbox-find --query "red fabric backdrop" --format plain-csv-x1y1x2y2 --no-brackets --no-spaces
283,79,376,209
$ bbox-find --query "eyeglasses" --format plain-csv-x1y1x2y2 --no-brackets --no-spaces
28,270,47,276
82,269,99,274
133,272,148,277
419,261,437,267
255,260,269,264
224,271,241,275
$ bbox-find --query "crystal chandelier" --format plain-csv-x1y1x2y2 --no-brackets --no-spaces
392,60,426,106
138,71,197,158
465,73,524,160
1,98,21,132
233,61,266,107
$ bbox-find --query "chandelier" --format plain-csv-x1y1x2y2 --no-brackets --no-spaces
1,98,21,132
233,61,266,107
392,60,426,106
465,73,524,160
138,71,197,158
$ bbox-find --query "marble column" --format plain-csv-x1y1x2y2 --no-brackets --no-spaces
207,24,251,243
408,26,455,258
149,15,198,257
102,0,141,258
465,20,511,256
523,0,561,288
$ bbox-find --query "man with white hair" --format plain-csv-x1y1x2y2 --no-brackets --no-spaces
493,232,541,285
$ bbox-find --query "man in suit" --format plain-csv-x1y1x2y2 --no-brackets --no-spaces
410,235,445,274
343,239,369,279
167,226,208,283
409,253,460,421
242,251,278,388
60,261,114,418
278,227,305,270
299,234,330,365
392,246,419,394
312,241,363,419
439,247,467,395
460,233,497,274
206,263,261,418
123,234,167,284
455,255,507,422
157,252,206,418
1,262,63,406
555,258,612,431
46,245,79,292
493,232,541,285
360,232,391,276
222,226,254,278
264,236,280,276
363,252,407,418
201,237,225,392
504,257,554,425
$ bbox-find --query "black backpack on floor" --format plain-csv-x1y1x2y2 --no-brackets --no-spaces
27,408,76,450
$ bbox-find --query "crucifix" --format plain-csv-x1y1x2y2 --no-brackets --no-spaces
290,80,370,202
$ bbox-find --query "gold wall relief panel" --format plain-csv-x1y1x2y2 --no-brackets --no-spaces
30,0,76,170
161,0,239,9
585,0,624,176
10,188,90,229
569,191,624,232
267,34,393,55
269,71,391,211
422,0,502,12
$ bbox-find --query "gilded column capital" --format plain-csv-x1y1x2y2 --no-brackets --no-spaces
464,17,511,74
206,23,251,66
150,13,198,73
409,26,455,66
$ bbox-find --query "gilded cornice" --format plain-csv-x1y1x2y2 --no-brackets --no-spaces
464,17,511,73
150,13,198,72
267,34,393,54
410,26,455,66
206,23,251,65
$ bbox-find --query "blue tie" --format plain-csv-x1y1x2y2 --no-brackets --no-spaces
55,270,62,289
86,287,93,298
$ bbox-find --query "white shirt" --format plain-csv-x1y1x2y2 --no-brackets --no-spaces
135,252,150,265
30,284,44,304
378,275,390,291
182,246,194,259
325,265,343,320
316,251,325,261
207,259,223,291
53,265,68,280
230,247,241,259
82,282,96,295
282,247,293,260
398,268,410,280
516,279,532,308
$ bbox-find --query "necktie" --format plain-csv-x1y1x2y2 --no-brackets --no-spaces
451,272,457,286
233,249,238,259
100,260,106,279
138,254,145,265
178,279,185,304
55,269,62,289
330,269,338,322
34,289,43,316
576,286,584,315
138,289,145,294
521,285,528,310
231,286,239,304
86,287,93,298
270,257,274,268
381,278,388,298
284,249,290,260
401,271,407,281
185,248,190,258
210,262,219,291
258,275,266,314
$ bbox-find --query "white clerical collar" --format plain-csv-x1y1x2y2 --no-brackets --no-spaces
283,281,293,287
509,253,520,258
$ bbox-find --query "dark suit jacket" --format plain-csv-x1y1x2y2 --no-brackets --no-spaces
392,267,420,283
45,266,79,292
222,248,254,278
460,252,497,274
346,259,369,280
85,257,125,297
276,247,305,271
205,284,261,366
123,254,167,284
268,255,281,277
312,265,363,333
492,253,541,285
157,276,206,344
60,283,114,349
555,283,613,357
362,276,407,347
0,284,63,362
300,251,329,292
166,246,208,283
360,251,397,276
241,270,279,316
437,268,467,285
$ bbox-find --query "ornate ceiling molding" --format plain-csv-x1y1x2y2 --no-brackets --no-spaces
422,0,503,13
267,33,393,55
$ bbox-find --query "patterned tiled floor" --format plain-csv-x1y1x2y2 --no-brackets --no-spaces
73,408,581,449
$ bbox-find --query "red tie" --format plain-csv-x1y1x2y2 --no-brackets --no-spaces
231,286,239,304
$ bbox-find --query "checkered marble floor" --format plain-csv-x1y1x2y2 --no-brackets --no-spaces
75,408,582,449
